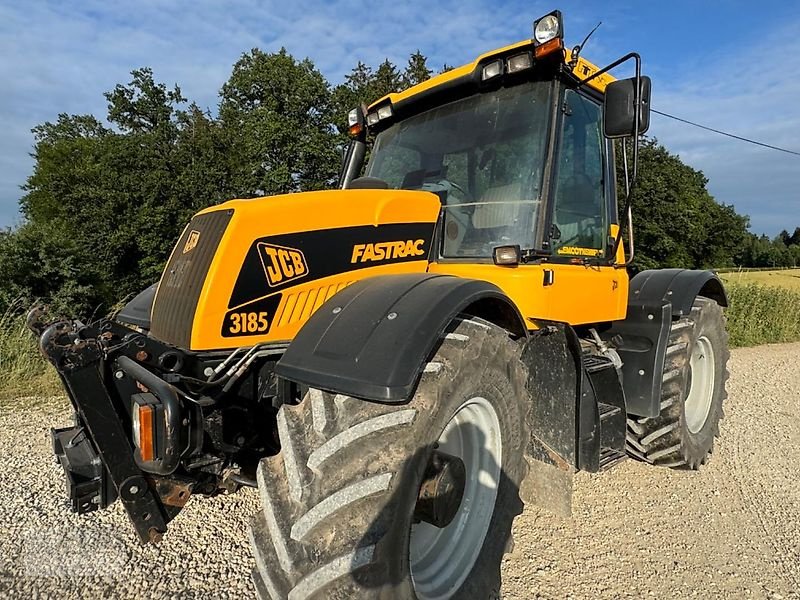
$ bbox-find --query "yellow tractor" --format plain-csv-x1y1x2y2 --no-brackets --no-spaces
33,10,729,599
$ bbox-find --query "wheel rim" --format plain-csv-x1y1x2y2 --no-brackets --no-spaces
409,396,502,599
685,335,716,434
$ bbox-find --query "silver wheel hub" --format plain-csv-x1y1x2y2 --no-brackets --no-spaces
685,335,716,434
409,396,502,599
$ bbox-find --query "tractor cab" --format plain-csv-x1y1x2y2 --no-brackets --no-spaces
340,10,651,326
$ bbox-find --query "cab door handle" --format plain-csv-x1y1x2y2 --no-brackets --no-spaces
543,269,555,287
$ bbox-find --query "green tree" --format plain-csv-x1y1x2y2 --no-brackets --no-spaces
219,48,340,196
621,138,749,270
0,222,100,313
16,69,229,313
371,59,403,100
403,51,433,87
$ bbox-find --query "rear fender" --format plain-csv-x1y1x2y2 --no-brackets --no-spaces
628,268,727,316
608,268,728,417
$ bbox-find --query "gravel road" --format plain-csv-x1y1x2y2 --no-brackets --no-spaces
1,343,798,599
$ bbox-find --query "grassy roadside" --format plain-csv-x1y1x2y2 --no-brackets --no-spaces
723,282,800,347
2,283,800,401
0,306,60,401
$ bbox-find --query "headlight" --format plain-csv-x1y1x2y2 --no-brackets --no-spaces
534,14,561,44
481,59,503,81
377,104,393,120
507,52,533,74
347,108,359,127
366,112,380,126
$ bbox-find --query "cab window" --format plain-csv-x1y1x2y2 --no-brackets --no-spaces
365,80,553,258
551,90,607,257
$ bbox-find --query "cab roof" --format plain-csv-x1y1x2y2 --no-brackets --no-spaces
368,41,615,112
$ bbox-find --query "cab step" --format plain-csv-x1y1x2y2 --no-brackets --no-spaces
579,353,627,472
598,402,622,420
599,447,627,470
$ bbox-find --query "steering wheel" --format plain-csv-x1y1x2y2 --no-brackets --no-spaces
420,178,472,207
442,179,471,203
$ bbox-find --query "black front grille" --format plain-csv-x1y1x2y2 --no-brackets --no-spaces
150,209,233,347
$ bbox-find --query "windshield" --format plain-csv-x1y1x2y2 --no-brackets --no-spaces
365,80,553,257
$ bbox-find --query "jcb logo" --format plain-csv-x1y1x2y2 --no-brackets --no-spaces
257,243,308,287
183,230,200,254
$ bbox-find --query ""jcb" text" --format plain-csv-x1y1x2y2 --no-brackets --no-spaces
258,243,308,287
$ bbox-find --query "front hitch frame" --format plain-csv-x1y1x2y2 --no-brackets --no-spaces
34,315,177,543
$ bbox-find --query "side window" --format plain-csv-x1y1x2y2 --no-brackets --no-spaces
551,90,606,256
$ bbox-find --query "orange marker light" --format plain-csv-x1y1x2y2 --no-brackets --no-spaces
534,37,563,59
137,404,156,462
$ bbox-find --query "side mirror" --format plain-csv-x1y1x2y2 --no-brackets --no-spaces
603,76,651,138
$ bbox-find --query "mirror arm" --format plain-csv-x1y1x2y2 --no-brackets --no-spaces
615,141,635,267
575,52,640,90
339,139,367,189
598,52,642,268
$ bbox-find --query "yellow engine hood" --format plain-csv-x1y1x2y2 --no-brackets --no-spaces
151,189,442,350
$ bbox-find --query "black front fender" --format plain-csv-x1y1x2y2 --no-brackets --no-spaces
274,273,527,402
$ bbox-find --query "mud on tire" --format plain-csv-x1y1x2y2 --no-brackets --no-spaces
626,296,730,469
248,317,530,599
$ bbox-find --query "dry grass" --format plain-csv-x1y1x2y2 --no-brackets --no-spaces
724,282,800,347
0,303,60,400
720,268,800,292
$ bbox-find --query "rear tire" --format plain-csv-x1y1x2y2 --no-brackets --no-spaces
626,296,729,469
249,318,530,599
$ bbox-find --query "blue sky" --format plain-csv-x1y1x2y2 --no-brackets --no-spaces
1,0,798,234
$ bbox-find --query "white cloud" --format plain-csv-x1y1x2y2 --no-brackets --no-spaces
646,22,800,235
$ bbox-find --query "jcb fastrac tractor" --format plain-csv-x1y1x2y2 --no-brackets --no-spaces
31,10,729,600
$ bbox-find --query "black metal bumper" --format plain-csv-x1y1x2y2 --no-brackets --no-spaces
33,315,186,543
51,425,117,513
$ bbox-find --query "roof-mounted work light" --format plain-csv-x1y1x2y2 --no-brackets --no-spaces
533,11,563,45
481,59,504,81
532,10,565,59
347,107,365,137
365,102,394,129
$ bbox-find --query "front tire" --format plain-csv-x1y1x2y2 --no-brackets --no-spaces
249,318,530,599
626,296,729,468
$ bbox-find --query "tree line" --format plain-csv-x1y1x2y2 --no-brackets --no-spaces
0,47,793,315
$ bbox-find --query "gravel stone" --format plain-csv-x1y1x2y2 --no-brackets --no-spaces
1,343,799,598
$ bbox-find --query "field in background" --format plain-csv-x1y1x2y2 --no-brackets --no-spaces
3,272,800,398
720,268,800,291
719,269,800,346
724,283,800,347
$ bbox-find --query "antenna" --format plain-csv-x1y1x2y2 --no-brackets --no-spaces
569,21,602,70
